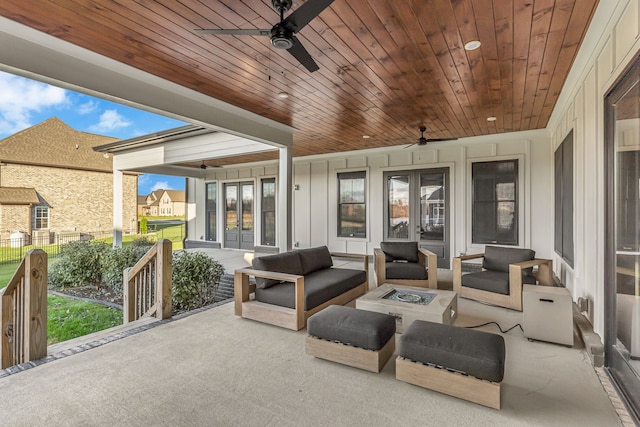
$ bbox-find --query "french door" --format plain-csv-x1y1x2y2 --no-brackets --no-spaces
384,168,450,268
604,54,640,421
223,182,254,250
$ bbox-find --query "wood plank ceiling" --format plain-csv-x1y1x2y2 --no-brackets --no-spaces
0,0,599,166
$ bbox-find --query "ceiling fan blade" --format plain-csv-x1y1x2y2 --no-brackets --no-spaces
287,35,319,72
425,138,458,142
403,143,417,149
282,0,335,33
194,28,271,36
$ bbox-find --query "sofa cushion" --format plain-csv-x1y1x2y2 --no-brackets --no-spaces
297,246,333,275
380,241,419,263
461,270,536,295
482,245,535,276
255,268,366,310
385,262,428,280
252,251,304,289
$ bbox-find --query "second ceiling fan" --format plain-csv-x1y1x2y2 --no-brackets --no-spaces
405,126,457,149
195,0,334,73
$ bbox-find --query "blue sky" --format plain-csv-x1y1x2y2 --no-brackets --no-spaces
0,71,187,195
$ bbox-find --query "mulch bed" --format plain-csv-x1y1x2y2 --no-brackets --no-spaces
51,286,123,307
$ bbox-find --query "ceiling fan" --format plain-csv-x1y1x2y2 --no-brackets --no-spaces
194,0,334,73
404,126,457,149
200,161,221,169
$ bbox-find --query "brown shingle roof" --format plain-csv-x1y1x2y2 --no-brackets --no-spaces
162,190,185,203
0,117,118,172
0,187,39,205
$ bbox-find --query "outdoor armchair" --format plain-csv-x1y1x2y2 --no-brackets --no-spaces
373,241,438,289
452,245,553,311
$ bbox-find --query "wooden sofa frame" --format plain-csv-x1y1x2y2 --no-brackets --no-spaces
234,253,368,331
373,247,438,289
452,253,554,311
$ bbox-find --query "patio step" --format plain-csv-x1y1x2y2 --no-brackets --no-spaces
214,273,235,302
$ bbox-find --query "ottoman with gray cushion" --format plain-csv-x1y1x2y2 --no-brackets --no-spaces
396,320,505,409
306,305,396,373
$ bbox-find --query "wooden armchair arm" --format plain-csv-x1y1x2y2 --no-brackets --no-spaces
233,267,305,326
509,258,553,286
452,253,485,292
373,248,386,287
418,248,438,289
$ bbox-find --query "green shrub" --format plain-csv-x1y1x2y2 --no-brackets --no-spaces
172,251,225,312
49,240,110,289
139,217,148,234
102,237,155,292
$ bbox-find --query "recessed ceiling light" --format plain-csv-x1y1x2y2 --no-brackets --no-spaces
464,40,481,51
362,135,370,139
487,116,497,122
277,91,289,99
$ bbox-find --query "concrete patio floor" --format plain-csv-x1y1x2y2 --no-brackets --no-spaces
0,248,627,426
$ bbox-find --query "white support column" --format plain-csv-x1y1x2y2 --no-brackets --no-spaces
113,169,123,247
278,146,293,252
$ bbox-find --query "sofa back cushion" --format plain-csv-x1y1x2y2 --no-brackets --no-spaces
482,245,535,274
297,246,333,275
252,251,304,289
380,241,419,263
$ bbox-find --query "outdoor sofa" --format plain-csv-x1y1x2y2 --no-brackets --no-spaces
234,246,368,330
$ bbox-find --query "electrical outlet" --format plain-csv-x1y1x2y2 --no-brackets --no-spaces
294,241,299,247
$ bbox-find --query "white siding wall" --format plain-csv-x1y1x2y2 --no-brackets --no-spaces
547,0,640,335
189,129,552,258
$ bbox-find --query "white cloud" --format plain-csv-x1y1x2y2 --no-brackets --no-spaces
77,99,98,115
89,109,132,133
0,72,68,136
151,181,173,192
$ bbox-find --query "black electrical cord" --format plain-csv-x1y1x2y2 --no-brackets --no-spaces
463,321,523,334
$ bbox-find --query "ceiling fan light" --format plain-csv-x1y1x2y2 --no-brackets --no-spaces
464,40,481,51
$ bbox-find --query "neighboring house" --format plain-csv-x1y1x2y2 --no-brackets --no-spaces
0,117,138,242
140,189,185,217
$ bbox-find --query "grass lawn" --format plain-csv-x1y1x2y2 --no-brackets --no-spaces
0,261,20,288
47,295,123,345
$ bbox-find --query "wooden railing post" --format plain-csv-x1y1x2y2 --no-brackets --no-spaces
24,249,47,363
0,249,47,369
156,239,172,320
123,267,135,324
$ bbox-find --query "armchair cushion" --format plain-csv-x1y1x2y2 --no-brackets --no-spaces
380,241,420,263
252,252,304,289
297,246,333,275
482,246,535,276
385,262,428,280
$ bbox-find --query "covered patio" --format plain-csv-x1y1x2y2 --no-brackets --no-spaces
0,249,624,425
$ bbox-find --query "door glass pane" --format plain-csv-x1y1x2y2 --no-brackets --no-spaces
614,78,640,377
242,184,254,231
225,185,237,231
261,179,276,246
388,175,409,239
206,183,216,241
420,173,444,241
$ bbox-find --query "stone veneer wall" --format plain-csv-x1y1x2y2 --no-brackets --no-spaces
0,164,137,239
